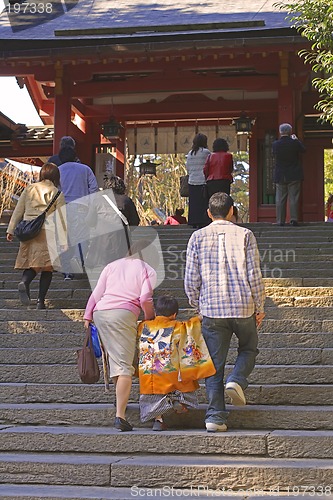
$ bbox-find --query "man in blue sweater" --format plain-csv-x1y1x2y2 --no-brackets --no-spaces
58,146,99,279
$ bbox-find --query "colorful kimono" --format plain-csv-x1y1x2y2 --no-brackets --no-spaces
137,315,215,421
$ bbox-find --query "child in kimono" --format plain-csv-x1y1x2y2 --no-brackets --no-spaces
137,295,215,431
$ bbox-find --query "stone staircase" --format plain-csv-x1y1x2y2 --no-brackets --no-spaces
0,223,333,499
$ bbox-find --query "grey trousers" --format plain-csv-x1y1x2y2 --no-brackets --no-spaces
275,181,301,224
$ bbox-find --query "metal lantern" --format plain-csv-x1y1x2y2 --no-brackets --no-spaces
139,160,157,177
232,113,255,134
101,120,122,139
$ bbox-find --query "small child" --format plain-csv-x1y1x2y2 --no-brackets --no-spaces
326,194,333,222
137,295,215,431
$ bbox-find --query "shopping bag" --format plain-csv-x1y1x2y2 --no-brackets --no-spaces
90,323,102,358
77,327,100,384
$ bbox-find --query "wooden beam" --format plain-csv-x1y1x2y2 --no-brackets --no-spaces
72,74,279,97
0,144,52,157
109,98,277,121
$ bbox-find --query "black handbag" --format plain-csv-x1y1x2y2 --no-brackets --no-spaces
180,175,189,197
14,190,61,242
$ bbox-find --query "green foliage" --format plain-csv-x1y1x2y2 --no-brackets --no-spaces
324,149,333,203
231,152,250,222
126,155,187,225
276,0,333,124
126,152,250,224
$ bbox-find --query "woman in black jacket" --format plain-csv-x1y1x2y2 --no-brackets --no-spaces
85,175,140,286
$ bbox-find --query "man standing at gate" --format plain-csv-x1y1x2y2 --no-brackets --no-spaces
184,192,265,432
273,123,305,226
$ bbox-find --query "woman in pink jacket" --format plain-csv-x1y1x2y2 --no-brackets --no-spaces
84,240,157,432
204,138,233,200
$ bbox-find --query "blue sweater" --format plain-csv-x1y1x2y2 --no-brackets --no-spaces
59,162,99,203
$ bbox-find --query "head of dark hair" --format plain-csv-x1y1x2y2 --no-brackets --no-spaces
175,208,184,216
39,162,60,187
209,192,234,219
59,136,75,149
213,138,229,152
59,146,77,163
155,295,179,317
233,206,239,218
104,175,126,195
190,133,208,155
326,194,333,207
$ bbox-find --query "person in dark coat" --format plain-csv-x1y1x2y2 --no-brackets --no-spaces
48,136,78,166
272,123,305,226
85,175,140,287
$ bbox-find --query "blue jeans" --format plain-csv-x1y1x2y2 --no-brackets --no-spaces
202,315,259,424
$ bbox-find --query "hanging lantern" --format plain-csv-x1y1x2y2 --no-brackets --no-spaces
139,159,157,177
232,113,256,134
101,120,122,139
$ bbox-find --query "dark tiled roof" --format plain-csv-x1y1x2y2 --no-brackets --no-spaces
0,0,291,41
0,124,53,142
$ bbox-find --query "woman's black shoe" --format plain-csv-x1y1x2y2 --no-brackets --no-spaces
18,282,31,306
114,417,133,432
36,299,46,310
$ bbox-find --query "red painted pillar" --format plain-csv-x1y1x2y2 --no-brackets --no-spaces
249,129,258,222
53,62,71,155
277,52,295,126
115,125,125,178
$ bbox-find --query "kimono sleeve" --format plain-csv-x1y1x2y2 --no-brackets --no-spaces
178,316,216,382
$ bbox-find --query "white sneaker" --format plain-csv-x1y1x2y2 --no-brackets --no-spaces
225,382,246,406
205,422,228,432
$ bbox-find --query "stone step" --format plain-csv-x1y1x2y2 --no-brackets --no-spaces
0,346,331,366
1,306,333,322
3,295,333,309
4,248,333,259
1,363,333,385
0,485,330,500
0,484,154,500
1,382,332,406
0,289,333,310
0,426,268,456
1,331,332,349
1,426,333,460
0,452,332,490
3,275,333,288
1,318,332,334
1,403,333,430
266,287,333,297
2,267,333,280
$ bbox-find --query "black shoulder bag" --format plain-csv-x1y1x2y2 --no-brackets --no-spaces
14,190,61,242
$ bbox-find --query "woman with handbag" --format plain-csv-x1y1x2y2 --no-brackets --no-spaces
85,175,140,288
186,133,211,228
6,162,66,309
83,239,157,432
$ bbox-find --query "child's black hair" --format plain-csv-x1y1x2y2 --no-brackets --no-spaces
155,295,179,317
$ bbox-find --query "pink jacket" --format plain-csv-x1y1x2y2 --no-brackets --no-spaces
84,257,156,321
